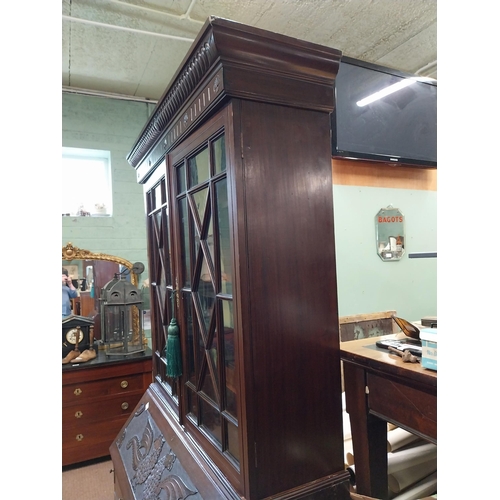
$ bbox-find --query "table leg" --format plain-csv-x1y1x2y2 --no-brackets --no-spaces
343,361,389,499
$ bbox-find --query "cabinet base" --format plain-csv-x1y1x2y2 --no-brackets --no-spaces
110,387,239,500
111,387,350,500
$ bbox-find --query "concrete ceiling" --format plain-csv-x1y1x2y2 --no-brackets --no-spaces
62,0,437,102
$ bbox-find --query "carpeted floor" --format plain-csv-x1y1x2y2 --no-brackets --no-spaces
62,456,115,500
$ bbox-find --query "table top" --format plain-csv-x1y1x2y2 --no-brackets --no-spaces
340,333,437,387
62,346,152,372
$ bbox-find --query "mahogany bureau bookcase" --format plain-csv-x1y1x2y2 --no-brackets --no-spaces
110,17,350,500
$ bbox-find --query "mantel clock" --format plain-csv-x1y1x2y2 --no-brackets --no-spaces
62,315,94,358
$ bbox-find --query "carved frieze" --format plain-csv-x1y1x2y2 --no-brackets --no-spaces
127,16,341,176
117,406,200,499
127,33,218,169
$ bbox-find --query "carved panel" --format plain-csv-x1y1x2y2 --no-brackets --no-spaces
117,405,201,499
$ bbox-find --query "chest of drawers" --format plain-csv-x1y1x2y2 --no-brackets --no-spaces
62,349,152,466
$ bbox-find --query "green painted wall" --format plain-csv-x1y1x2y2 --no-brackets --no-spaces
333,185,437,321
62,93,155,285
62,93,437,322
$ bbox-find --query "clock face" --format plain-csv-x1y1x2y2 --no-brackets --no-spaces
66,327,84,344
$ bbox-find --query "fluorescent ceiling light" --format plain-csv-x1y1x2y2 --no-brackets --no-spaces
356,77,435,107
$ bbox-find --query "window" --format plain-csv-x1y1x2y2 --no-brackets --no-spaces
62,147,112,216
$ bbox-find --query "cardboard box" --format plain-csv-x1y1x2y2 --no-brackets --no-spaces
420,328,437,371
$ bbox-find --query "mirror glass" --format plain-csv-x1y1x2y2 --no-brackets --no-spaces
375,206,405,261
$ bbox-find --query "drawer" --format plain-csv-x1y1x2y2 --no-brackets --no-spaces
63,373,146,404
367,372,437,441
62,416,128,466
63,391,143,426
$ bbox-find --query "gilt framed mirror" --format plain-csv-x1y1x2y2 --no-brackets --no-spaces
62,242,146,346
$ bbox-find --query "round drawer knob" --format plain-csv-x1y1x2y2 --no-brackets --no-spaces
120,380,129,389
121,402,129,410
74,388,82,396
76,434,84,441
75,410,83,418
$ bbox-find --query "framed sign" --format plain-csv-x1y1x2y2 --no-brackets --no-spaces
62,264,79,279
375,206,405,261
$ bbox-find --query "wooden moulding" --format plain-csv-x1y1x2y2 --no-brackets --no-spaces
339,311,397,325
127,16,342,182
339,311,398,342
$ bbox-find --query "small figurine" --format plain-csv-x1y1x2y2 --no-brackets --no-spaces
77,204,91,216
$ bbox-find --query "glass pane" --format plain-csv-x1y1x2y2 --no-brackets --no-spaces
179,197,191,287
157,356,167,385
167,288,175,324
223,303,237,419
162,206,172,285
185,293,197,385
198,268,215,332
155,253,166,320
201,353,218,405
188,147,210,187
154,182,163,208
194,233,202,270
187,388,197,421
197,317,206,368
177,161,186,194
161,178,166,205
170,378,179,401
200,398,222,447
213,135,226,174
146,190,153,214
216,179,232,295
158,322,167,359
154,211,163,249
192,187,209,228
226,419,240,462
206,221,215,267
159,267,167,309
166,378,179,399
209,327,220,394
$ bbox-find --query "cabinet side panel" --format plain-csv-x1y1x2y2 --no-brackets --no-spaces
235,100,344,497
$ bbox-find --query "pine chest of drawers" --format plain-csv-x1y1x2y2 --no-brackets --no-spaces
62,349,152,467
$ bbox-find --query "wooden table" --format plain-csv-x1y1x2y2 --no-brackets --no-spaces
340,334,437,499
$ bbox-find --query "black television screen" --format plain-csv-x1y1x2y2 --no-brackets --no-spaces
332,56,437,168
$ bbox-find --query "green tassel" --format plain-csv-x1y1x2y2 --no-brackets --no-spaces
166,318,182,378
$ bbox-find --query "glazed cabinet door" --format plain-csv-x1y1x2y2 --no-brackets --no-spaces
145,107,243,492
169,109,242,488
144,161,181,410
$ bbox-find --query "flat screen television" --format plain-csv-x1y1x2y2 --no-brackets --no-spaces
332,56,437,168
